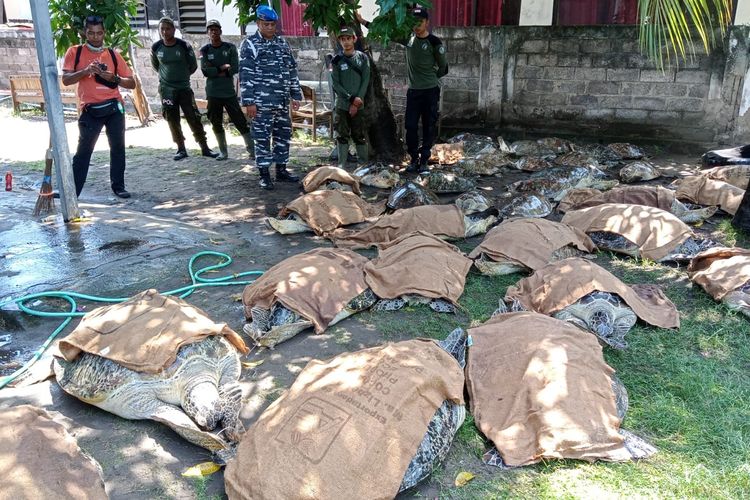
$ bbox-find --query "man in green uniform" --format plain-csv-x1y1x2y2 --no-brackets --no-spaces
151,17,218,160
330,26,370,169
200,19,254,161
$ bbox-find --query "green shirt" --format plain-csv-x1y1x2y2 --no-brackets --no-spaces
331,50,370,111
200,41,239,99
150,39,197,97
405,33,448,90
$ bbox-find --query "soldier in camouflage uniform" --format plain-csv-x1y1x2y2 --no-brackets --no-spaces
151,17,218,161
331,26,370,169
239,5,302,190
201,19,254,161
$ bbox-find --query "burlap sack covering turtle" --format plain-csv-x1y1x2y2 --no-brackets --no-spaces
468,218,596,270
224,339,464,500
505,257,680,329
704,165,750,190
466,311,632,467
331,204,466,249
301,166,362,195
57,289,248,373
242,248,369,334
0,405,108,500
673,175,744,215
364,231,472,303
279,190,386,235
561,203,693,261
558,185,676,213
687,247,750,300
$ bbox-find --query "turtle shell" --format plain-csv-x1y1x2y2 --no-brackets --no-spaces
387,182,439,210
608,142,646,160
619,161,661,183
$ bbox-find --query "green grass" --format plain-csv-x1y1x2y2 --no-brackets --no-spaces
384,229,750,498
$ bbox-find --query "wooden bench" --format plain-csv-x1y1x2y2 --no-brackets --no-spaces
9,74,79,113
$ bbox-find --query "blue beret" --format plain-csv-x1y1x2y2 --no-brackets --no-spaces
257,5,278,21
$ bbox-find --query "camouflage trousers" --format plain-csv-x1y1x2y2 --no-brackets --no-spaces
334,108,367,145
253,108,291,169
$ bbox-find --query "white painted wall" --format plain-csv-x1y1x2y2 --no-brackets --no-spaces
4,0,32,22
737,0,750,25
519,0,554,26
205,0,243,35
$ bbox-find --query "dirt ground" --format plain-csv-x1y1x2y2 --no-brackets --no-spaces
0,105,715,499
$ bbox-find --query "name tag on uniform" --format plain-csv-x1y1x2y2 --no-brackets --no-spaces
208,54,215,60
340,63,349,70
157,51,164,57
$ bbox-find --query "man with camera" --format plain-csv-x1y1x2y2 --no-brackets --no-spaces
62,14,136,198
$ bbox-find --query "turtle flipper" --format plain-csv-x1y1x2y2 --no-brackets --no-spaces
149,403,230,452
218,382,245,443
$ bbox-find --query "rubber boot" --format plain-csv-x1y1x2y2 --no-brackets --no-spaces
241,132,255,159
173,140,188,161
275,164,299,182
200,141,220,158
355,143,369,164
336,143,349,169
215,132,228,161
258,167,274,190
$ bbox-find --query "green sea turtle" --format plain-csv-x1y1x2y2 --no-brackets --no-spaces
497,191,553,219
456,146,511,175
371,294,457,314
619,161,661,183
494,291,637,349
455,191,492,214
481,372,655,468
572,143,623,165
265,213,312,234
608,142,646,160
447,132,495,155
474,245,589,276
243,288,378,348
418,170,476,193
53,335,244,460
720,280,750,318
537,137,572,154
513,156,553,172
399,327,468,491
511,166,618,201
588,231,719,262
353,163,401,189
554,151,602,169
509,140,556,158
386,182,440,210
704,164,750,189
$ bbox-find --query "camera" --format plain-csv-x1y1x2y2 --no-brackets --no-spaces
97,62,107,71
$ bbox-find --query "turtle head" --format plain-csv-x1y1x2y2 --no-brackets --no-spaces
184,381,222,430
554,291,637,349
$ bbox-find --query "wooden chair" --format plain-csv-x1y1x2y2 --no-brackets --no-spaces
10,75,79,114
290,84,333,141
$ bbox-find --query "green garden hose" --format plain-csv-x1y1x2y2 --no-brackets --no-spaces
0,251,264,389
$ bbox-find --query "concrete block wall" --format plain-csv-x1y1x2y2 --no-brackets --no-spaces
502,25,730,143
0,28,39,88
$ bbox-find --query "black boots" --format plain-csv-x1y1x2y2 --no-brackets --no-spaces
174,141,188,161
258,167,274,190
200,141,220,158
275,164,299,182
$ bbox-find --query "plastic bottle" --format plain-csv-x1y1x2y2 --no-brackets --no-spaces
4,171,11,191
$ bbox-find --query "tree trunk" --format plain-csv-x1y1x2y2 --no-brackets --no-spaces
732,188,750,233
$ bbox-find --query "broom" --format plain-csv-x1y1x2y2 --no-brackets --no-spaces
33,139,55,216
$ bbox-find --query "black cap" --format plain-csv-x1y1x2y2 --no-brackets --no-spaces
338,26,355,37
412,8,429,19
206,19,221,29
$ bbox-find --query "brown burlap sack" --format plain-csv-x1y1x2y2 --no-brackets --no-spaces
224,339,464,500
364,231,472,303
704,165,750,190
0,405,108,500
280,190,386,235
558,186,675,213
302,166,361,195
561,203,693,261
242,248,369,333
331,205,466,249
504,257,680,329
468,218,596,270
687,247,750,300
673,175,744,215
430,142,464,164
466,312,631,467
58,290,248,373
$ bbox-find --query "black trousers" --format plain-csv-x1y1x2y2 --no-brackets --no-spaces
207,95,250,136
162,88,207,145
405,86,440,165
72,107,126,196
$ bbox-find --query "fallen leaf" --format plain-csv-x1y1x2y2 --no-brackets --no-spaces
454,471,475,487
181,461,221,477
242,360,265,369
231,293,243,302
